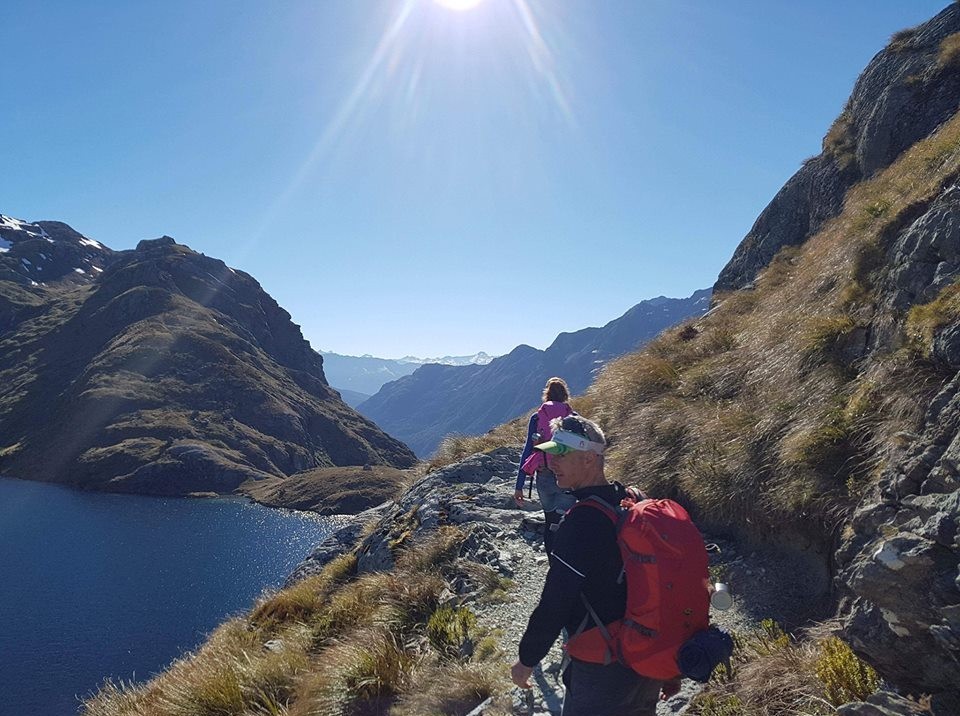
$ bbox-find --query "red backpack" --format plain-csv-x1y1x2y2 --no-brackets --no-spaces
564,491,711,680
521,401,574,475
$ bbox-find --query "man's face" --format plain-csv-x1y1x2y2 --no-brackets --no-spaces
547,449,590,490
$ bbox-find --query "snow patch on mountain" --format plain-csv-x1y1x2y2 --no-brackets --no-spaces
0,214,48,239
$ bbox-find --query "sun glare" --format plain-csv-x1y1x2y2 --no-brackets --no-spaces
433,0,485,11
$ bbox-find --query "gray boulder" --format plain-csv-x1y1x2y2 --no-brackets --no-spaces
838,691,931,716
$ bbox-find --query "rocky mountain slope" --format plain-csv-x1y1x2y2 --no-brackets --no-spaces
359,289,710,457
715,7,960,293
575,5,960,711
0,220,416,495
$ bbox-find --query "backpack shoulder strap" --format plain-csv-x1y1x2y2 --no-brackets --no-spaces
570,495,622,525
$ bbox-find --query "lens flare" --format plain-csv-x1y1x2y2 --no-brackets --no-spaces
433,0,485,11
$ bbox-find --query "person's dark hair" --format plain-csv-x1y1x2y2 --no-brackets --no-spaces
542,377,570,403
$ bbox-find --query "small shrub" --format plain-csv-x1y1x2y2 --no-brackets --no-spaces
865,198,891,218
823,110,856,166
889,27,918,52
814,637,880,705
689,693,746,716
746,619,790,657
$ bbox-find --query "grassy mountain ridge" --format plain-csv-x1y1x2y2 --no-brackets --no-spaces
0,233,417,494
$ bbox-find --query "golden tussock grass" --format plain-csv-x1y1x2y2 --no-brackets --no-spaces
690,622,883,716
939,31,960,68
906,281,960,355
591,108,960,541
83,525,508,716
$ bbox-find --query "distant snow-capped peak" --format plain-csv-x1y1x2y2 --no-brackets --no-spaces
398,352,495,366
0,214,50,248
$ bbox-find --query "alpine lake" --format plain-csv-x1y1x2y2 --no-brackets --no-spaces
0,476,341,715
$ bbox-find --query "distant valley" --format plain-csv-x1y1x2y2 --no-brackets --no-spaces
358,289,711,457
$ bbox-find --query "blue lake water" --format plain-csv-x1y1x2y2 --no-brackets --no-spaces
0,477,340,715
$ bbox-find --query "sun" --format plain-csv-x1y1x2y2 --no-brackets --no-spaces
432,0,485,11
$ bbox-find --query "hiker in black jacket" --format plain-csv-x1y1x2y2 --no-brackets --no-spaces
510,414,676,716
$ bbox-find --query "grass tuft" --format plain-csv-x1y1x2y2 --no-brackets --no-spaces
823,110,857,167
906,281,960,357
889,26,918,52
690,622,878,716
391,660,510,716
427,605,478,658
939,31,960,68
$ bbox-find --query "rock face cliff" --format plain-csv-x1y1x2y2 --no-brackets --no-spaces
835,181,960,709
715,5,960,293
711,4,960,707
533,6,960,710
359,289,711,457
0,219,416,494
705,5,960,710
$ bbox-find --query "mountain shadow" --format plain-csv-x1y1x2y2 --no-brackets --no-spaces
0,226,416,495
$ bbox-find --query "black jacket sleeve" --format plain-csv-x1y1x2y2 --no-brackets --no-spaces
517,506,615,666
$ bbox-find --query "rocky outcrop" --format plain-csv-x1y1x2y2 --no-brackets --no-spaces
838,692,932,716
0,217,416,495
360,289,711,457
836,371,960,713
716,4,960,292
293,449,523,581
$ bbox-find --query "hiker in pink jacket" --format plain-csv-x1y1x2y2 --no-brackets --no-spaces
515,377,576,556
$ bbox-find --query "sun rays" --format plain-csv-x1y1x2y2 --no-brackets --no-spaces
244,0,574,253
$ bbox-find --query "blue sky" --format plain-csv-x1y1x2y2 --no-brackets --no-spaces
1,1,949,358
